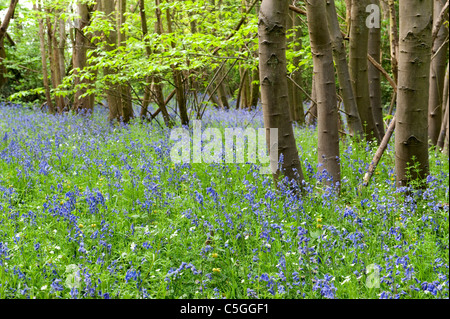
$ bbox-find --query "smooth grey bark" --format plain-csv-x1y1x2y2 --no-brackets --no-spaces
306,0,341,189
428,0,449,146
46,11,65,113
349,0,379,141
258,0,304,186
73,3,94,112
368,0,384,141
437,63,449,151
395,0,432,188
34,2,55,114
101,0,121,122
445,96,449,156
117,0,133,123
388,0,399,83
326,0,364,138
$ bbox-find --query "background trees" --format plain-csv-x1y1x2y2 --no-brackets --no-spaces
0,0,448,189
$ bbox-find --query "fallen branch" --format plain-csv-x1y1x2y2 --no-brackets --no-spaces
367,54,397,91
287,74,317,105
289,5,307,15
362,115,396,188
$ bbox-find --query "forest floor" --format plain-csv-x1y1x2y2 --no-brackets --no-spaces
0,103,448,299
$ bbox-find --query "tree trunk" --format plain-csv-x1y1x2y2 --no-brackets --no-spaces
349,0,379,141
0,0,19,89
101,0,121,122
58,16,66,83
306,0,341,189
368,0,384,141
117,0,133,123
250,3,260,109
287,11,295,121
139,0,171,125
428,0,449,146
395,0,432,188
437,63,449,151
250,65,260,108
291,11,305,124
326,0,364,138
444,96,450,156
46,12,65,113
388,0,399,83
73,3,94,113
34,2,55,114
258,0,304,186
307,74,318,126
344,0,352,35
0,37,6,89
165,5,189,125
217,68,230,109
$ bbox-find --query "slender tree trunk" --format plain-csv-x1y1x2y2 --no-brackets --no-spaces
0,37,6,89
287,11,295,121
101,0,121,122
349,0,379,141
292,11,304,124
444,96,450,156
139,0,171,126
165,5,189,125
250,65,260,108
307,75,318,126
217,68,230,109
250,3,260,109
0,0,19,89
388,0,399,83
326,0,364,138
428,0,449,146
306,0,341,189
46,12,65,113
344,0,352,35
73,3,94,113
34,2,55,114
258,0,304,186
239,66,249,109
58,16,66,83
117,0,133,123
368,0,384,141
437,63,449,151
395,0,432,188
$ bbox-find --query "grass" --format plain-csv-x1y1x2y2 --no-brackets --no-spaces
0,103,448,299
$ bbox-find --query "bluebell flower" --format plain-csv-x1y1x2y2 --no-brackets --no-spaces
51,279,64,292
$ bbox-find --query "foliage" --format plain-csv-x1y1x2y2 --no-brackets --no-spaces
0,4,42,102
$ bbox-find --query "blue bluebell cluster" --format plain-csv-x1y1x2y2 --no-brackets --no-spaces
0,102,448,299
